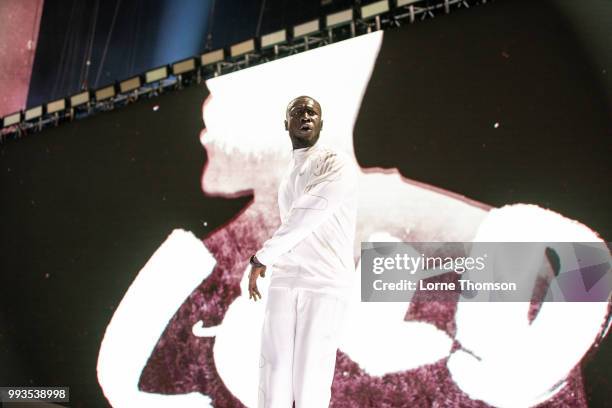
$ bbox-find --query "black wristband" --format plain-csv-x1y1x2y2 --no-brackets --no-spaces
250,255,265,268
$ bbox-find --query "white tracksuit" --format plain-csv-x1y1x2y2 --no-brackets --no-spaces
255,143,358,408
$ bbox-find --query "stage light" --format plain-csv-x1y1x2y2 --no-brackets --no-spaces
172,58,196,75
95,85,116,102
361,0,390,19
326,8,354,28
70,91,90,108
397,0,421,5
2,111,21,128
145,66,169,84
230,39,255,58
201,49,225,66
293,19,320,38
261,29,287,49
24,106,43,121
119,76,141,93
46,98,66,114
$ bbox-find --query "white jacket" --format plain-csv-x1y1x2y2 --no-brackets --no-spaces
255,143,359,300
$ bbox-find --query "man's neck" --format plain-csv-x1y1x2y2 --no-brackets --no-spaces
290,135,320,150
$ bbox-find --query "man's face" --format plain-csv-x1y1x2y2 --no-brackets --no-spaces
285,97,323,148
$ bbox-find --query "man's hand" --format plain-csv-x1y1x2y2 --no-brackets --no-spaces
248,264,266,301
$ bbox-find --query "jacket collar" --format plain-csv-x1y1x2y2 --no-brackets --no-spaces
292,142,322,165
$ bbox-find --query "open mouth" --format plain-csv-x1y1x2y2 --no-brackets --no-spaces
300,124,312,131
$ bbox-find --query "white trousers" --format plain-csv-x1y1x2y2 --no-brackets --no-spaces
258,286,347,408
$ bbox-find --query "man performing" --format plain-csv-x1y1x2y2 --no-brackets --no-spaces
248,95,359,408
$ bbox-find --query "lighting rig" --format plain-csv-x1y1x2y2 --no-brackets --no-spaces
1,0,491,142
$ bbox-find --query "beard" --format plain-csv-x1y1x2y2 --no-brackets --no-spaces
290,130,320,149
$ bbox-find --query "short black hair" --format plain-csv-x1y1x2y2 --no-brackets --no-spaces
286,95,322,117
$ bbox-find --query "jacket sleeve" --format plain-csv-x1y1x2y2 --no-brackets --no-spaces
255,151,358,267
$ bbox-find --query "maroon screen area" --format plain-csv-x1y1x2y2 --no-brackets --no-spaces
0,0,43,117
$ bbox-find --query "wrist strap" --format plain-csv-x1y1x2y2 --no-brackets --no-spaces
250,255,265,267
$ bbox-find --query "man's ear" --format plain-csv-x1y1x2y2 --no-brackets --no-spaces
320,120,324,131
284,120,288,131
